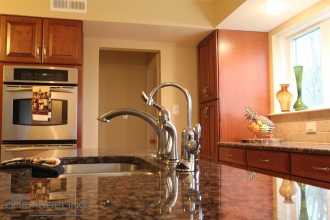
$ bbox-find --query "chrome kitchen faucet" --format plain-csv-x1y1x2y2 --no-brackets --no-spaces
144,82,201,172
97,107,179,168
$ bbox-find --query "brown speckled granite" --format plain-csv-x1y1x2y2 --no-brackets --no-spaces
1,148,330,219
0,155,220,219
218,142,330,155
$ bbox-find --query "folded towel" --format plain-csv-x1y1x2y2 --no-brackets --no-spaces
0,164,64,178
1,157,60,166
0,157,63,178
32,86,51,121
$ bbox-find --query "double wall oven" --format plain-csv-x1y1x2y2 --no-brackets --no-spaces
1,66,78,161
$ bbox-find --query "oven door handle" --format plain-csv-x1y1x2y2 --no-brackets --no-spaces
50,88,75,93
6,87,75,93
4,146,77,152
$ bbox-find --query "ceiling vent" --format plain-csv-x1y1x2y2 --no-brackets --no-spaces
50,0,87,13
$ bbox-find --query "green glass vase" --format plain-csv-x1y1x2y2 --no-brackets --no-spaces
293,66,308,111
298,183,308,220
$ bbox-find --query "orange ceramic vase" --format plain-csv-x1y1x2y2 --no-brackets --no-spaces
276,84,294,112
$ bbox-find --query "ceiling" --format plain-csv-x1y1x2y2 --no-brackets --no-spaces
84,0,322,45
217,0,322,32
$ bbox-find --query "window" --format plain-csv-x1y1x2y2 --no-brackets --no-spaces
291,27,323,107
272,16,330,113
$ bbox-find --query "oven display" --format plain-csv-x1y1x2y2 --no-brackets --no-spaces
13,69,69,81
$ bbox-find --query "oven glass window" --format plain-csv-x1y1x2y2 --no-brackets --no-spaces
13,99,68,125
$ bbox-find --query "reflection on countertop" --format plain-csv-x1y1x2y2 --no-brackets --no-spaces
0,148,329,219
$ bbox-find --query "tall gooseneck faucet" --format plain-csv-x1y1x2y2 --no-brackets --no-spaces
145,82,201,172
146,82,192,128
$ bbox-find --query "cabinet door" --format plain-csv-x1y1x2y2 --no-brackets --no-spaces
207,100,219,162
291,153,330,182
199,100,219,163
199,103,209,160
198,30,218,103
43,19,82,65
0,15,42,63
219,147,247,165
247,149,290,174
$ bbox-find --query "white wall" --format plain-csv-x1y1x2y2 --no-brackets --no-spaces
83,38,199,156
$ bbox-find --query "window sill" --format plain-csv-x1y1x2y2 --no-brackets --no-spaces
269,107,330,116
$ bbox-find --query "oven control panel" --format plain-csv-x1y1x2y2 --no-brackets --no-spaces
3,66,78,84
14,69,68,81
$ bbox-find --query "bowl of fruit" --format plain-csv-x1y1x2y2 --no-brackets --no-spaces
245,107,276,139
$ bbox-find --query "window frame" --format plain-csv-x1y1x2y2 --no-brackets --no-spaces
271,14,330,114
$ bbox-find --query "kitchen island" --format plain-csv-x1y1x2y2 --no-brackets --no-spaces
0,148,330,219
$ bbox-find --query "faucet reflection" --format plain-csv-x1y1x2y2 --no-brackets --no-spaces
158,169,178,214
177,170,203,219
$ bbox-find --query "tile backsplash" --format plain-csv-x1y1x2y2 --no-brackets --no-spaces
269,109,330,143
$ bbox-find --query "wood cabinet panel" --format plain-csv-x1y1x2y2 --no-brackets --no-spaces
0,15,42,63
198,30,218,103
199,100,219,163
219,147,246,165
43,19,82,65
291,153,330,182
219,145,330,186
218,30,269,142
247,149,290,174
0,15,82,65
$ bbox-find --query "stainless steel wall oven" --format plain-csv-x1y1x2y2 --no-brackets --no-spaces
1,66,78,161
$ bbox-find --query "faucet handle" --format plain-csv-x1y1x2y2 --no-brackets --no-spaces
141,91,164,111
194,123,201,141
194,123,201,154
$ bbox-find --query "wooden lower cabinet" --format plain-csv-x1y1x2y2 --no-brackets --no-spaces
219,146,330,186
291,153,330,183
247,149,290,174
199,100,219,163
219,147,246,165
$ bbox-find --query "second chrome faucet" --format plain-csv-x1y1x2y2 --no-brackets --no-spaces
143,82,201,172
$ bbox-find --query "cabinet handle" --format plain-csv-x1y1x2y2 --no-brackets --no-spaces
43,45,47,58
313,165,329,171
226,154,234,157
36,45,40,58
259,158,270,162
203,86,208,97
204,107,209,118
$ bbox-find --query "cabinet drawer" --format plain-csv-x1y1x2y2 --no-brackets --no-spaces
291,153,330,182
247,150,290,174
219,147,247,165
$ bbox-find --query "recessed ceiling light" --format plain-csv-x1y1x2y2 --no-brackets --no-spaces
263,2,288,14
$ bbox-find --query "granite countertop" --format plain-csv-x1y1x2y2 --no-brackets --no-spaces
0,148,330,219
218,141,330,155
0,149,220,219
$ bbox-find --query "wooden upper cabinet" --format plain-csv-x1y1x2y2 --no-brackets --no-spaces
0,15,42,63
198,30,218,104
43,18,82,65
0,15,82,65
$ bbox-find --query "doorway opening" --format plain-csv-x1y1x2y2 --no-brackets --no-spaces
98,49,159,155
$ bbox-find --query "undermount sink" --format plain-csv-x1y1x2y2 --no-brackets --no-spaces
58,163,154,178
